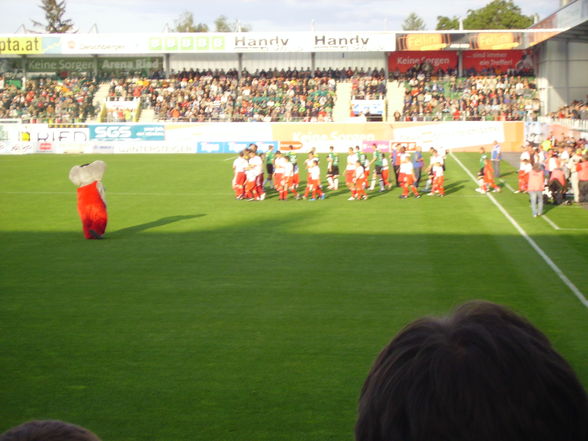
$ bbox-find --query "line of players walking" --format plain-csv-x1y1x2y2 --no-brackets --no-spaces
232,143,447,201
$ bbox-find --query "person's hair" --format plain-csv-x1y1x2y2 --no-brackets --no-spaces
355,300,588,441
0,420,101,441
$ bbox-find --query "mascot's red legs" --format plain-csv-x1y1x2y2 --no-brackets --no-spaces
69,161,108,240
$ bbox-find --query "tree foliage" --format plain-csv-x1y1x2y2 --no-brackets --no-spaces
170,13,251,32
214,15,251,32
30,0,75,33
173,11,209,32
438,0,534,30
402,12,426,30
436,16,460,30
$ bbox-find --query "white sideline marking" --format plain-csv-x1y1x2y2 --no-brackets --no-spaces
499,179,516,193
542,215,560,230
450,152,588,309
541,214,588,231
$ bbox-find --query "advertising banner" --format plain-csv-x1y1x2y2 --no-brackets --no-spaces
388,51,458,73
0,35,61,54
27,57,162,72
391,121,505,151
60,34,146,54
361,140,390,153
462,50,530,73
352,100,385,116
0,32,394,55
0,122,526,154
89,124,165,142
166,122,273,142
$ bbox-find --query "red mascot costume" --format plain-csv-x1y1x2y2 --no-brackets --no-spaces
69,160,108,239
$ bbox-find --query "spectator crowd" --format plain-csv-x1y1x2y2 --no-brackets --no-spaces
0,67,584,124
399,68,540,122
547,100,587,120
0,75,97,123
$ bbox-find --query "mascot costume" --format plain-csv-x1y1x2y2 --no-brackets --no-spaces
69,160,108,239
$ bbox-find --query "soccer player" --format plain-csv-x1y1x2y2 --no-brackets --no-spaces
244,151,261,200
306,159,325,201
263,144,276,188
273,150,286,194
350,160,368,200
327,145,340,190
516,158,532,193
303,151,317,199
232,150,248,199
479,146,488,174
248,148,266,200
356,146,371,183
345,147,358,189
428,161,445,197
369,145,383,191
399,156,420,199
279,156,299,200
477,158,501,193
287,150,300,191
381,153,392,190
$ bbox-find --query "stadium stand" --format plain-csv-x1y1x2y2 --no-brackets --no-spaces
0,69,545,124
0,75,98,123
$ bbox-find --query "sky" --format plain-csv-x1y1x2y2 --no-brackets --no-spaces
0,0,561,34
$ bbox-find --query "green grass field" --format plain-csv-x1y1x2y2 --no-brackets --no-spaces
1,153,587,441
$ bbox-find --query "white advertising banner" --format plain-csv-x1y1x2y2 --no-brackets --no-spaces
53,32,396,54
391,121,504,151
165,122,273,142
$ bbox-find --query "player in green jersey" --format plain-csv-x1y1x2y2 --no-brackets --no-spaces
327,145,340,190
287,149,300,190
369,144,385,191
263,145,276,189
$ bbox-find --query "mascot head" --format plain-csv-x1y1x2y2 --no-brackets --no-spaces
69,160,106,187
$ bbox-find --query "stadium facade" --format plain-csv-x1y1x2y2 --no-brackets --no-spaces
0,0,586,155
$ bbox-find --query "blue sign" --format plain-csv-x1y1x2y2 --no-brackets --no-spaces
89,124,165,141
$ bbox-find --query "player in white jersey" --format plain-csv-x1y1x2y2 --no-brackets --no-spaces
399,156,420,199
232,150,249,199
345,147,359,189
273,151,287,193
279,156,300,200
248,151,265,200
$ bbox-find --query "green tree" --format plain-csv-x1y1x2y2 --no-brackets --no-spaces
30,0,75,33
436,15,460,30
402,12,426,31
172,11,209,32
462,0,534,29
214,15,251,32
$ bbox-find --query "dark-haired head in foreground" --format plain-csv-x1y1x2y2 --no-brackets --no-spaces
356,300,588,441
0,420,101,441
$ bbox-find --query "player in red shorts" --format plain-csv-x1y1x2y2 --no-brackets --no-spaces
280,156,300,200
399,156,420,199
232,150,248,199
350,160,368,200
428,162,445,197
345,147,358,189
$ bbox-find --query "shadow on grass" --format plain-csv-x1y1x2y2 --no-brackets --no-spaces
110,214,205,237
445,180,468,195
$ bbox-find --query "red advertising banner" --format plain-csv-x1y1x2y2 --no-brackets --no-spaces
388,51,458,73
462,50,533,74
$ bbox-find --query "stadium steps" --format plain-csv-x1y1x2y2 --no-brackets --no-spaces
333,81,352,122
87,83,111,122
386,80,405,122
138,107,155,123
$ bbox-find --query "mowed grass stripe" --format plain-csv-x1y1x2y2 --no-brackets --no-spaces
0,154,587,441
